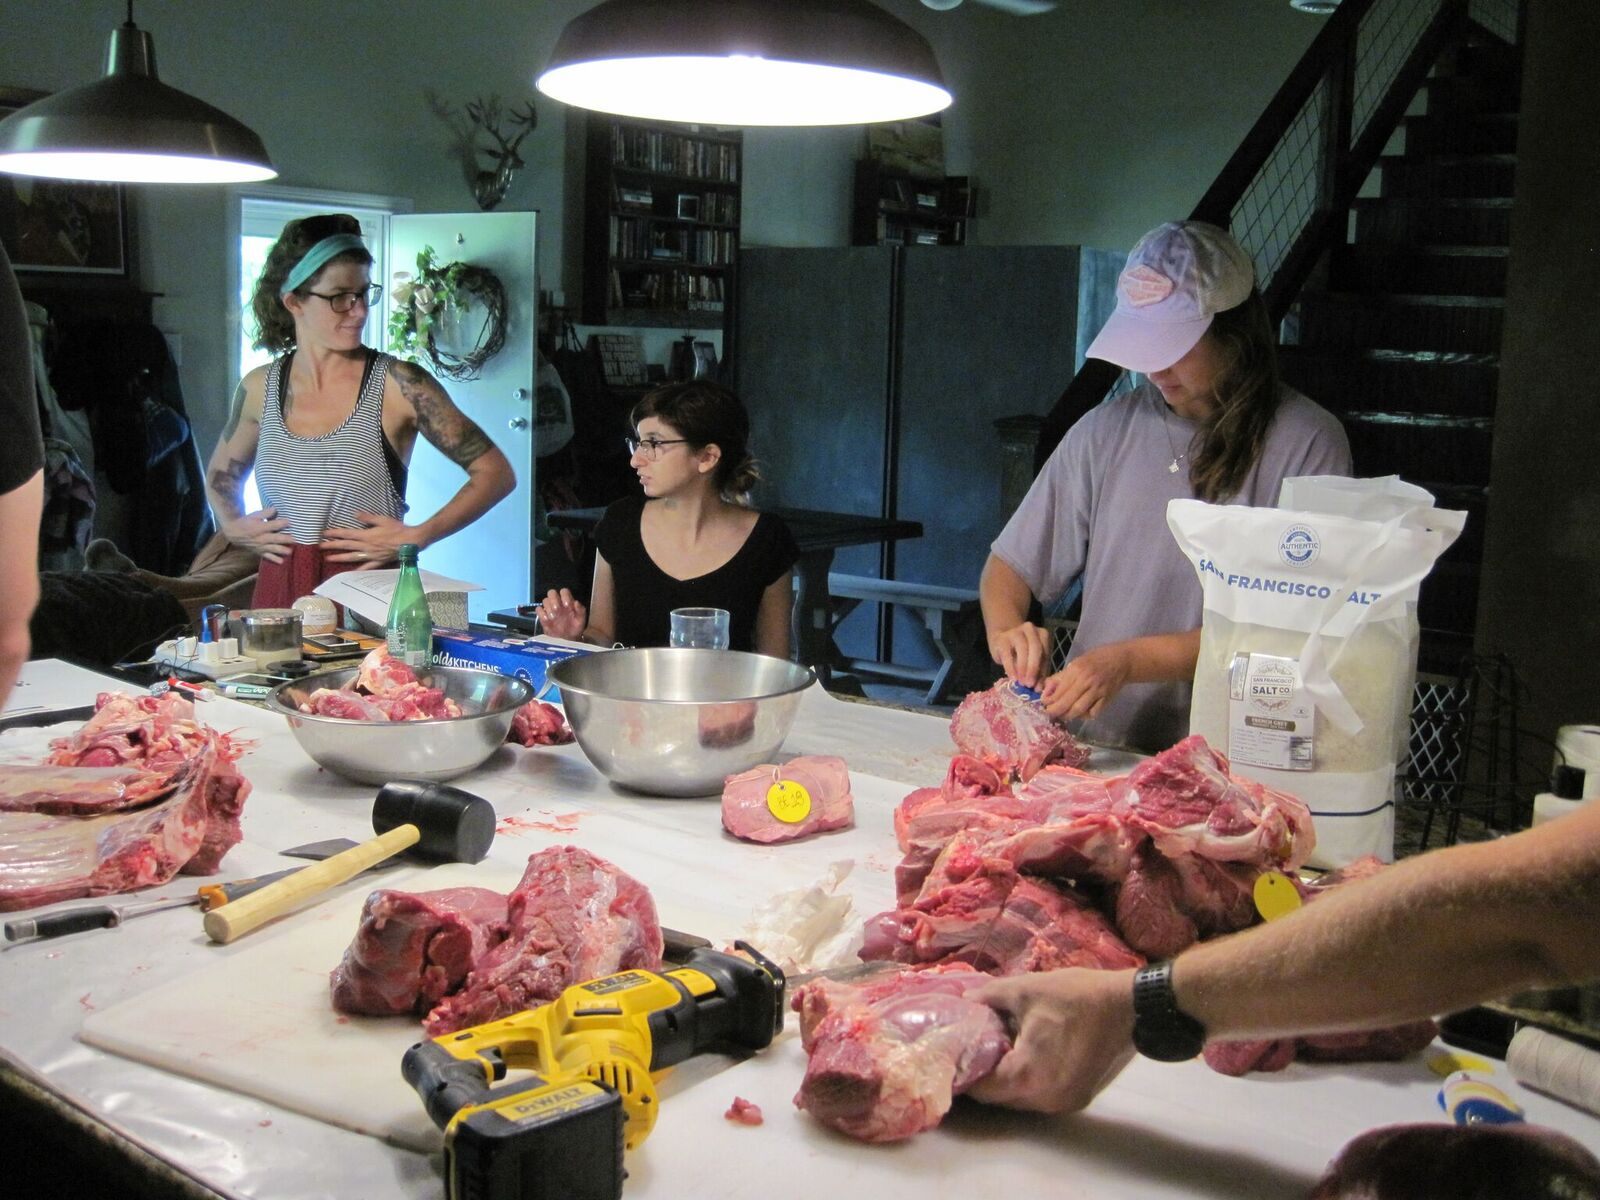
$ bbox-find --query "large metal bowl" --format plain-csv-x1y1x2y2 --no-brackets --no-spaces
548,648,815,797
267,665,534,784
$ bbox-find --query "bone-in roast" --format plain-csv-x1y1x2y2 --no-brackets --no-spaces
0,693,250,911
793,963,1011,1143
949,680,1090,780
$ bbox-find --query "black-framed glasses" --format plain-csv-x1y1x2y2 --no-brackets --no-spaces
625,436,689,459
306,283,382,313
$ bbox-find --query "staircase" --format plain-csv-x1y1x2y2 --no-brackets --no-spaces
1278,29,1521,671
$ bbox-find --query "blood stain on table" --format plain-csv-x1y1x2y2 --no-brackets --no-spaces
497,812,583,835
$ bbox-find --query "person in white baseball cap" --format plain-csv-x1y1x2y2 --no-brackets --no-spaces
979,219,1352,752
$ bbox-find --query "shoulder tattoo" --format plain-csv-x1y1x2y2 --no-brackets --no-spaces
391,360,494,468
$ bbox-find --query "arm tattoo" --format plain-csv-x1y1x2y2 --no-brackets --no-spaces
392,360,494,469
221,380,250,440
207,455,253,518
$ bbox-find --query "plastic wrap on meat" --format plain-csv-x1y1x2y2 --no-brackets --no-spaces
507,700,573,746
949,680,1089,780
1309,1123,1600,1200
422,845,663,1035
0,693,251,911
722,756,854,844
792,963,1011,1142
329,887,509,1016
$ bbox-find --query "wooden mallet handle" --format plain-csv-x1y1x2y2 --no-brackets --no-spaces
202,824,421,944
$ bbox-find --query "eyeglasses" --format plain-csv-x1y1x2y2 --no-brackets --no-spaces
626,436,689,459
305,283,383,313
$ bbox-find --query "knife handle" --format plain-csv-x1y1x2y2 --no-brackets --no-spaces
4,906,120,943
195,866,304,911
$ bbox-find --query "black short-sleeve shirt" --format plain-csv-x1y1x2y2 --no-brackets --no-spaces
0,243,43,494
594,494,800,651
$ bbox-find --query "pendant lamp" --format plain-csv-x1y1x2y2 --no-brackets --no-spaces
0,6,276,184
536,0,952,126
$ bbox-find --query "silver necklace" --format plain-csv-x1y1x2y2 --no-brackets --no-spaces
1160,402,1189,475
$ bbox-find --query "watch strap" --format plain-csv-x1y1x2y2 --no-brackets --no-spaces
1131,960,1207,1062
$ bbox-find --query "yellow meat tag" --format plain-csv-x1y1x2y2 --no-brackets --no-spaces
1253,870,1304,922
766,780,812,824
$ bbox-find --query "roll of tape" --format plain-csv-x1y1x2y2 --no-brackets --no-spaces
1507,1026,1600,1118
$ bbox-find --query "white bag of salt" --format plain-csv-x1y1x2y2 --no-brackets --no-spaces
1168,477,1464,868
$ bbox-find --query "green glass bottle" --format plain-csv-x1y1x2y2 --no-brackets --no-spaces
386,544,433,670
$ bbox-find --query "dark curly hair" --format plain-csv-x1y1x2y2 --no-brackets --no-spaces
250,213,373,355
1185,288,1284,503
632,380,760,501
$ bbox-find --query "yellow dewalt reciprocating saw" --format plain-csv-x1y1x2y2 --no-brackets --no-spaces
402,943,785,1200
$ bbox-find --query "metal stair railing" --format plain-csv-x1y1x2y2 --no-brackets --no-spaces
1036,0,1523,471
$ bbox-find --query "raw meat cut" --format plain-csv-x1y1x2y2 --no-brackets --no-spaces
724,1097,763,1125
792,963,1010,1142
1310,1123,1600,1200
422,845,663,1035
301,646,463,721
0,693,250,911
862,844,1142,976
1124,735,1315,870
329,887,508,1016
722,756,854,843
950,680,1090,780
507,700,573,746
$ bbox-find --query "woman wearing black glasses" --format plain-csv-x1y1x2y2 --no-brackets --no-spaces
536,380,798,656
204,213,514,607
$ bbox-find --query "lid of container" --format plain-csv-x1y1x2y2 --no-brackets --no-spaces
241,608,302,624
1551,763,1586,800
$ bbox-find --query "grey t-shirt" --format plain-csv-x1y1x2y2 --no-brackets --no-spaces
992,381,1351,752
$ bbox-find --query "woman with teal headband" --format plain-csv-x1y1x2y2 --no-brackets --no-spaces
205,213,515,607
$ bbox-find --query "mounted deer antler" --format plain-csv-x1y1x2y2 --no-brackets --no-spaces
461,96,539,211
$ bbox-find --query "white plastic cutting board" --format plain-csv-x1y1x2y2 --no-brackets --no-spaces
79,859,736,1154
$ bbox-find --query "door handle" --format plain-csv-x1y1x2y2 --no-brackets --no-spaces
508,416,529,431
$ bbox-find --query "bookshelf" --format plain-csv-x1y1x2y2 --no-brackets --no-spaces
582,114,742,328
851,160,974,248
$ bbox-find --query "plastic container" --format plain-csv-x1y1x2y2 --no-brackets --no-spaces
1555,725,1600,799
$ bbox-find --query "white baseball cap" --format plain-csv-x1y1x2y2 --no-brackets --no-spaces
1085,221,1257,374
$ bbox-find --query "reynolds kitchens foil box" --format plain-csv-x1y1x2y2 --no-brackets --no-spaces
430,629,594,699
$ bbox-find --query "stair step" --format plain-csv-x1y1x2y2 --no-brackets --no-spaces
1331,244,1508,296
1403,112,1517,155
1338,411,1493,488
1423,73,1521,117
1431,36,1521,79
1352,197,1513,247
1378,154,1517,201
1293,294,1504,354
1278,347,1498,417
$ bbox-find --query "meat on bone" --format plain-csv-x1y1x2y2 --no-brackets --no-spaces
792,963,1011,1143
949,680,1090,781
0,693,250,911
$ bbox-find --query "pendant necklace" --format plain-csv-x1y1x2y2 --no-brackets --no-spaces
1160,401,1189,475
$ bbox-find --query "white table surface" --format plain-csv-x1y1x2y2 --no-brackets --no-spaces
1,658,1595,1200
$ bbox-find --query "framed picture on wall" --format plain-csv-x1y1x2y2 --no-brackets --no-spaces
0,86,130,277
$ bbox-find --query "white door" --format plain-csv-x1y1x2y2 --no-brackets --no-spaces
386,212,538,622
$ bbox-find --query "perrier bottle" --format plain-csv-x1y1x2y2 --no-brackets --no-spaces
386,544,433,669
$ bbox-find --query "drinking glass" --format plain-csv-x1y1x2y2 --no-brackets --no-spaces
670,607,730,650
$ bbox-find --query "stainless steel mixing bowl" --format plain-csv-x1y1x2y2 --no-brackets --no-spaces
267,665,534,784
548,648,815,796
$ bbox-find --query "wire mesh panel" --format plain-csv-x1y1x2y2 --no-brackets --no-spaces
1354,0,1444,137
1232,81,1329,283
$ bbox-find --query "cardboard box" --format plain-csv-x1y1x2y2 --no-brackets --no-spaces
430,629,595,699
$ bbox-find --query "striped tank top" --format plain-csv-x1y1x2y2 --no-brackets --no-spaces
255,349,407,545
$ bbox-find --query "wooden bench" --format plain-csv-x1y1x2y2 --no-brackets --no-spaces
826,572,986,706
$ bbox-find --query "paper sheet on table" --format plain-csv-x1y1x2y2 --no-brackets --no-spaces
314,569,483,628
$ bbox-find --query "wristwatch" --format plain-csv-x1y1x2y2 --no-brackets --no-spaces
1131,961,1206,1062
